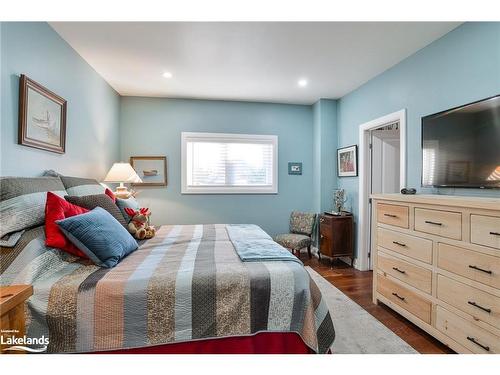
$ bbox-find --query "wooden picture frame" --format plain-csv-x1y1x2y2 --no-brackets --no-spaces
18,74,67,154
337,145,358,177
130,156,168,186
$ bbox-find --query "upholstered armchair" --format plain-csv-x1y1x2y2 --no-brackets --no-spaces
274,211,317,258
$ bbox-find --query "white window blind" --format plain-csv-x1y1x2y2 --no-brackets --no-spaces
182,132,278,194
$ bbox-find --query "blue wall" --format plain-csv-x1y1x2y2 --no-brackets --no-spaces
0,22,120,178
2,22,498,246
120,97,314,236
312,99,337,212
336,22,500,256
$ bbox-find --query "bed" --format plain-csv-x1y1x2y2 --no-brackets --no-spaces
1,222,335,354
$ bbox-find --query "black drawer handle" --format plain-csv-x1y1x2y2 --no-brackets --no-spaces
490,231,500,236
468,301,492,314
384,213,397,218
392,241,407,247
468,265,492,275
392,267,406,274
467,336,490,352
391,292,405,301
425,220,442,226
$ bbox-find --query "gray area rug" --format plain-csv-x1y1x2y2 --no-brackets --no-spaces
306,266,417,354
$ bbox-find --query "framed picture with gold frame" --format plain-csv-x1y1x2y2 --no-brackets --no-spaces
130,156,167,186
18,74,67,154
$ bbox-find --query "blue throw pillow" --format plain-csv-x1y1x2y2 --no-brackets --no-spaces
115,196,140,223
56,207,138,268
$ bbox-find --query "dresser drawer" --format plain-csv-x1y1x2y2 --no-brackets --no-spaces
414,208,462,240
436,306,499,354
377,274,431,323
378,252,432,294
470,215,500,250
437,275,499,329
437,243,500,289
377,227,433,264
377,203,409,229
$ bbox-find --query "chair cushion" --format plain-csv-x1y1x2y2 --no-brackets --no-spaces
274,233,311,250
56,207,138,268
290,211,316,235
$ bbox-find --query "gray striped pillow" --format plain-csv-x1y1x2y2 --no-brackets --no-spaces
60,176,105,196
65,194,128,228
0,177,67,240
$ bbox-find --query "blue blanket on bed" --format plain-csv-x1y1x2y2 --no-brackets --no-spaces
226,224,302,264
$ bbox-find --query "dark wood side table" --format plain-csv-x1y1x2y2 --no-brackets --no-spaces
0,285,33,354
319,212,354,267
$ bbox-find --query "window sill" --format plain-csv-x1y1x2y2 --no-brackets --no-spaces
181,187,278,195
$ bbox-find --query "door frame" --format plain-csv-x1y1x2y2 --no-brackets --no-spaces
357,109,407,271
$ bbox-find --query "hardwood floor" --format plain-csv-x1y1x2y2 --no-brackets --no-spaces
302,256,454,354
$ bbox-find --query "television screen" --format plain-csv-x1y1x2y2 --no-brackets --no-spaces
421,95,500,189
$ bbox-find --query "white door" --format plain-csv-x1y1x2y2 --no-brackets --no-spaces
371,129,401,194
368,128,400,269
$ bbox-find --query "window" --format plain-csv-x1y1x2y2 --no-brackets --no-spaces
422,140,438,186
182,132,278,194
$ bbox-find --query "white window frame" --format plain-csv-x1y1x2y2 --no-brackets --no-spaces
181,132,278,194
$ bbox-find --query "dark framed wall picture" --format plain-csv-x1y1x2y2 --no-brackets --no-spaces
18,74,67,154
130,156,168,186
288,162,302,175
337,145,358,177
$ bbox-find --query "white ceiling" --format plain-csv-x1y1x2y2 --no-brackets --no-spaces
50,22,461,105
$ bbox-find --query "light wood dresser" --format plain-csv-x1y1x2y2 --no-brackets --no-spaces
371,194,500,354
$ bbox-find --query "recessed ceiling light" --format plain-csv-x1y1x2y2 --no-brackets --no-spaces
298,78,308,87
162,71,173,79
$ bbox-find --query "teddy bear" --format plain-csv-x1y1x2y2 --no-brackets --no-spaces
124,207,156,240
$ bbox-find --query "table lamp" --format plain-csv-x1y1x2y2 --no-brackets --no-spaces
103,162,142,198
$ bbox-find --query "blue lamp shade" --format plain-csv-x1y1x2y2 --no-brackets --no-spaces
56,207,138,268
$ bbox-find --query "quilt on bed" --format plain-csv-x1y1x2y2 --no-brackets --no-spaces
0,223,335,353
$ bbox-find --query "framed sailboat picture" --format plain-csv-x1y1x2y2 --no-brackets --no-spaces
130,156,168,186
18,74,67,153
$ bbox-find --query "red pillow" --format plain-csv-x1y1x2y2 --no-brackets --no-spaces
104,188,116,202
45,192,89,258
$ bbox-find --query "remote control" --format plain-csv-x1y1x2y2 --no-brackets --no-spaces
400,188,416,195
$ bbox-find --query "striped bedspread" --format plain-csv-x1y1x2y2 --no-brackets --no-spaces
0,224,335,353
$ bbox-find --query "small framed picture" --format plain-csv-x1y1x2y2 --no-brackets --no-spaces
337,145,358,177
130,156,167,186
288,162,302,175
18,74,67,154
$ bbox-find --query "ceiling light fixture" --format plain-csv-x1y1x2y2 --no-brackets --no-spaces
298,78,308,87
162,71,173,79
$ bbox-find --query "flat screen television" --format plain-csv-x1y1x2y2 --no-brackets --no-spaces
421,94,500,189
